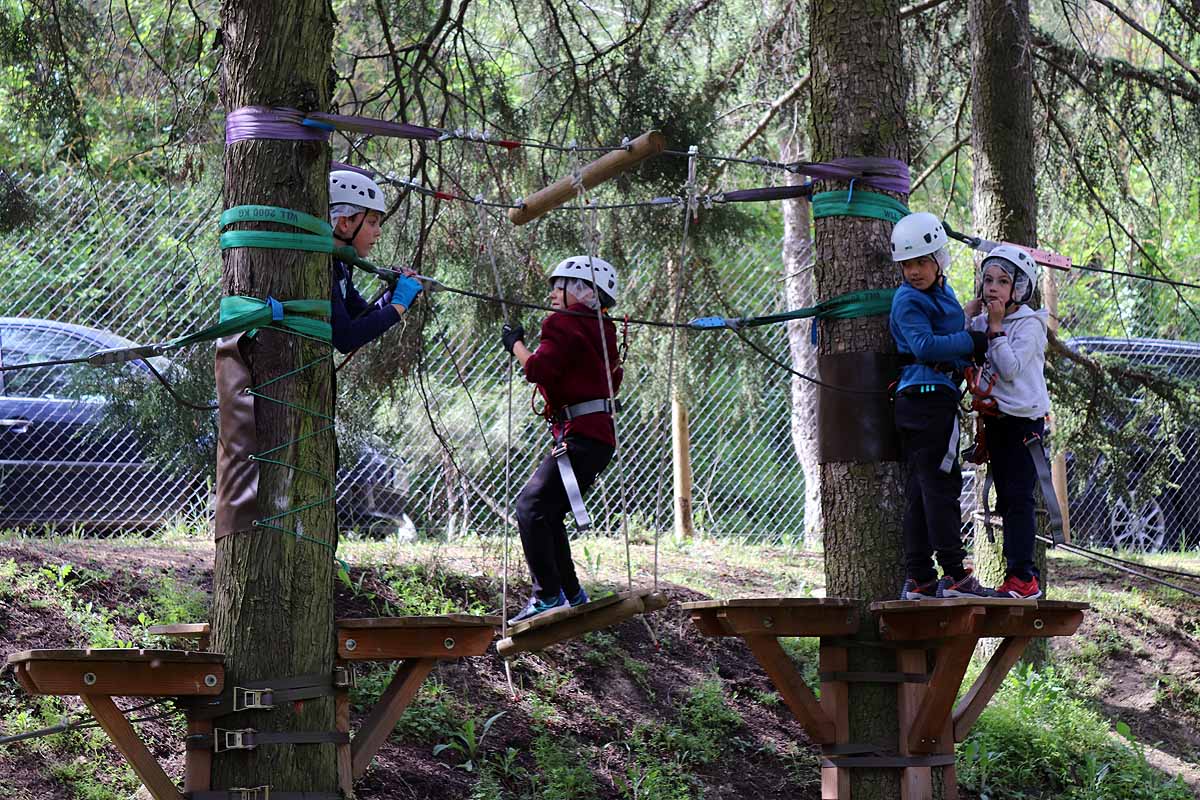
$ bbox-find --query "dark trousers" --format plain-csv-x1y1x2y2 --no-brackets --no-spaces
983,414,1044,582
516,434,614,602
895,389,967,582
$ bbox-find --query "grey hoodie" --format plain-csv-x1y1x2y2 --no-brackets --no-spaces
968,305,1051,419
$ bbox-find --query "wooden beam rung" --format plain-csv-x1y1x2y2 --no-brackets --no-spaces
351,658,437,779
907,637,977,754
743,635,835,744
952,636,1031,741
82,694,183,800
716,606,860,637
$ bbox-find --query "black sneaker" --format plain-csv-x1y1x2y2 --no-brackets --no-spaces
936,569,996,598
507,591,567,625
900,576,939,600
567,587,590,607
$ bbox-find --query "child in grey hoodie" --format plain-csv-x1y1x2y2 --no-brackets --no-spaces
965,245,1051,598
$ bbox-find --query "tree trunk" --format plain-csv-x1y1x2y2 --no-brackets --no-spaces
968,0,1048,664
781,134,822,547
810,0,909,796
211,0,337,793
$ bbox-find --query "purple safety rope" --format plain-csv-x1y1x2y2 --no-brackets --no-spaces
713,184,815,203
225,106,440,145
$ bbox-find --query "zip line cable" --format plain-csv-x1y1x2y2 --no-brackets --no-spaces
1036,535,1200,598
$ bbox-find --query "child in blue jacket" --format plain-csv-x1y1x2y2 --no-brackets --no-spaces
328,169,423,353
889,212,992,599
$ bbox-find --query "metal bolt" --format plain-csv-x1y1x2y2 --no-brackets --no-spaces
345,638,357,652
443,638,456,650
1033,619,1044,630
204,674,218,688
83,672,97,686
762,617,774,629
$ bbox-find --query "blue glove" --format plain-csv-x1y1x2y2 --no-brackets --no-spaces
391,276,423,309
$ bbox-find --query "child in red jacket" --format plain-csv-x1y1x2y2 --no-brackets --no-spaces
500,256,623,624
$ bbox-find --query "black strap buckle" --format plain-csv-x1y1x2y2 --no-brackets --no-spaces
333,665,355,689
551,441,568,459
233,687,274,712
230,788,270,800
214,728,256,752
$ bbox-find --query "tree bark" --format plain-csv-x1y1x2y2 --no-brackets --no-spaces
969,0,1048,665
781,134,822,547
809,0,909,795
211,0,337,793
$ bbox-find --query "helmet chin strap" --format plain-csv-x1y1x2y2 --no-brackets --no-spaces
334,214,366,248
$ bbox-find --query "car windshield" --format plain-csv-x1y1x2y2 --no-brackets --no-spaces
1,325,96,400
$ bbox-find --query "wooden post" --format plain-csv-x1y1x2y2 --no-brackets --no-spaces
1041,271,1072,542
672,394,695,539
507,132,665,225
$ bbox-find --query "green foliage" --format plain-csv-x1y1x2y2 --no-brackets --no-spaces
958,664,1193,800
530,731,599,800
433,710,508,773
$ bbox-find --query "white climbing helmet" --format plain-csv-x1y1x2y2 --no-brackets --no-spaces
329,170,387,213
549,255,620,307
981,244,1039,304
891,211,950,270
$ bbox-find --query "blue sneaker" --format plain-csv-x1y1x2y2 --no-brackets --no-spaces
508,591,567,625
567,587,590,607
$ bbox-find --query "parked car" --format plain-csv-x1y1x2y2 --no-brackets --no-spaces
0,317,409,534
959,337,1200,553
1060,337,1200,552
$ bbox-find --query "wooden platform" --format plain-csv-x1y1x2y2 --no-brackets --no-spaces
683,596,1089,800
338,614,500,660
5,648,228,800
497,588,669,657
6,648,225,697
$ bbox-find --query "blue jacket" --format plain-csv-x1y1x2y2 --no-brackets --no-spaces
889,279,973,393
330,259,401,354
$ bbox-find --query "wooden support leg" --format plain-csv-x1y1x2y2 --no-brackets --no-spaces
818,643,850,800
953,636,1030,742
897,648,932,800
184,714,212,793
351,658,436,779
336,687,354,798
939,706,959,800
908,637,976,754
81,694,183,800
743,635,835,744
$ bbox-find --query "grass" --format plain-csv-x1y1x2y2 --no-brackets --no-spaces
958,664,1194,800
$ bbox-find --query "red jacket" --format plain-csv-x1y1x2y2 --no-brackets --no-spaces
523,303,623,447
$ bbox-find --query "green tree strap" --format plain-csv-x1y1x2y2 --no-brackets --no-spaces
217,205,382,277
219,205,332,236
811,190,910,224
743,288,897,328
164,296,332,350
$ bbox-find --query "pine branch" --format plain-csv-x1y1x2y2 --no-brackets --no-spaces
1031,27,1200,104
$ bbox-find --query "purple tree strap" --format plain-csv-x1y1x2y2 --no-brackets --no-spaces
714,184,814,203
793,157,910,194
225,107,330,145
331,161,376,177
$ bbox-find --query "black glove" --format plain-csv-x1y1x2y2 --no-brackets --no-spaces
501,322,525,355
968,330,989,364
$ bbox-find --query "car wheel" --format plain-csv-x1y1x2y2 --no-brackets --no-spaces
1109,495,1173,553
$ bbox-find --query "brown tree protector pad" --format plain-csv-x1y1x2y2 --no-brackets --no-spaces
214,334,260,538
816,351,901,464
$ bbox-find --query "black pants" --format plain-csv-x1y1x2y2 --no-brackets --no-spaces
983,414,1044,582
515,434,614,602
895,389,967,582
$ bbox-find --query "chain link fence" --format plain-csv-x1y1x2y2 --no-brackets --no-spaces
0,172,1195,550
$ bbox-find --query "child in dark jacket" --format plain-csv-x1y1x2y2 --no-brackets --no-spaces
499,255,623,624
964,246,1052,599
889,212,993,599
328,169,423,353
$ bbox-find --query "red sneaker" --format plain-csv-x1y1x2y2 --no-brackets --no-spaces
995,575,1042,599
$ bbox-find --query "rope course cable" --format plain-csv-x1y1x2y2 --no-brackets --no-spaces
1035,534,1200,598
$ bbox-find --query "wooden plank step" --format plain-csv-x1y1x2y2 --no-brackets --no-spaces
338,619,498,661
497,590,668,657
6,649,225,697
681,597,860,610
